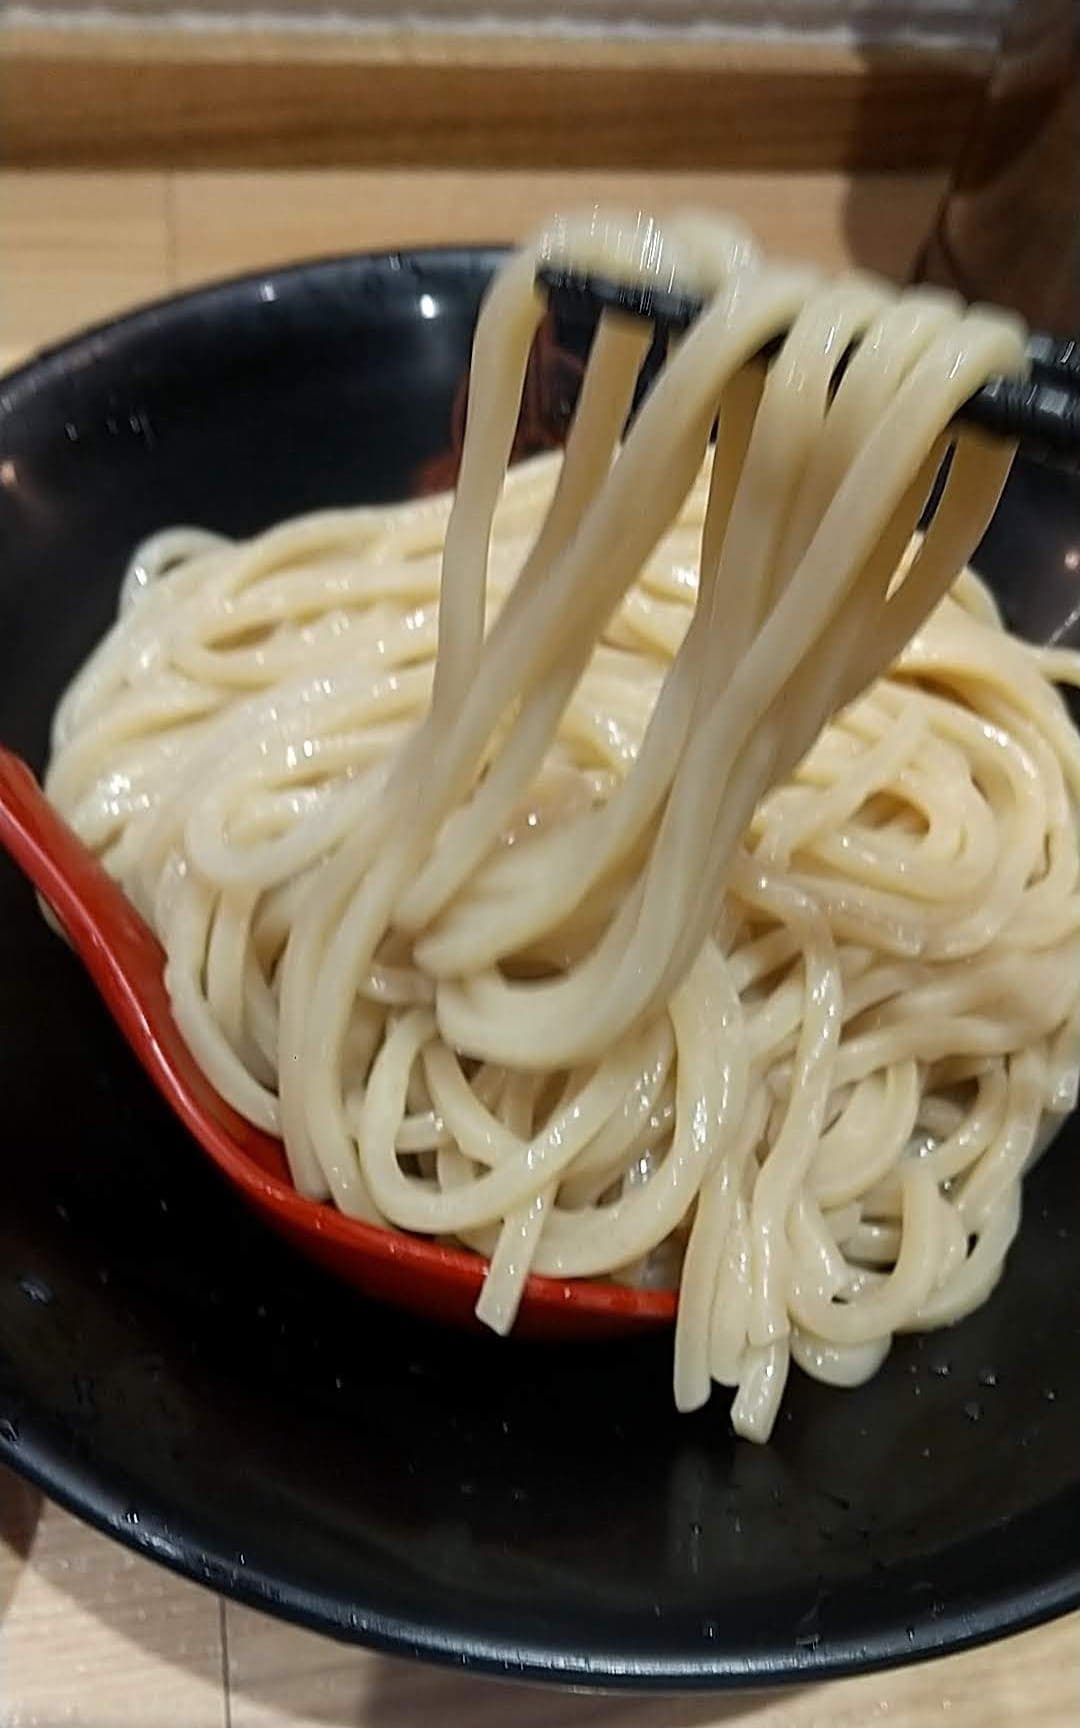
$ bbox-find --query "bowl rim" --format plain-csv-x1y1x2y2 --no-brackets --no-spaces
0,242,512,405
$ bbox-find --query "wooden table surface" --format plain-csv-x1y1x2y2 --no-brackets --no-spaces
3,165,1080,1727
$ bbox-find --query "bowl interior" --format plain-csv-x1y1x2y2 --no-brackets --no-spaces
2,248,1080,1687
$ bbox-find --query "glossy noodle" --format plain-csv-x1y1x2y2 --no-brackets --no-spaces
46,212,1080,1440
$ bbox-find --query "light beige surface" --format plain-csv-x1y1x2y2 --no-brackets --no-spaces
2,167,1078,1728
3,167,943,369
0,173,171,373
168,167,943,290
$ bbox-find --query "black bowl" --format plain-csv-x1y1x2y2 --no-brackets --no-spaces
3,248,1080,1692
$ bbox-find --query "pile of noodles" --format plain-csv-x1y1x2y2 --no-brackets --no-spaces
46,211,1080,1439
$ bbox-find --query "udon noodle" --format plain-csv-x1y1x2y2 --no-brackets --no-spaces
46,212,1080,1440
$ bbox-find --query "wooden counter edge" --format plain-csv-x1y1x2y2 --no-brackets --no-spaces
2,24,988,170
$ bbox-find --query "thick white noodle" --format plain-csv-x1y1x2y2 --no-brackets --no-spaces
46,210,1080,1441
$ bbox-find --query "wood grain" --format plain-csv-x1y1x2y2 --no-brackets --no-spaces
0,172,171,369
1,1471,226,1728
169,167,945,292
3,26,986,173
